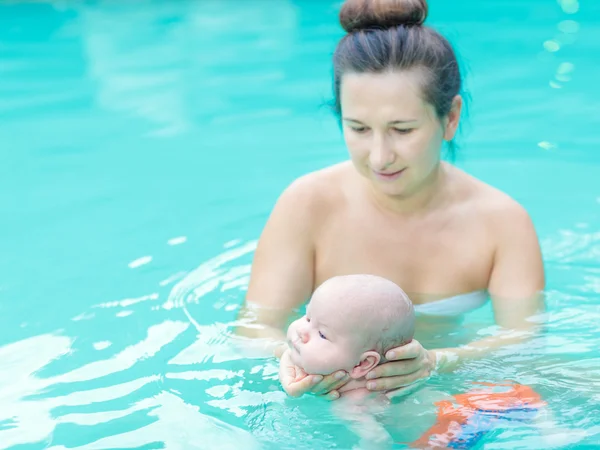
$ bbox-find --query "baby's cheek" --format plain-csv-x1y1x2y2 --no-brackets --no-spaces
286,321,299,341
303,346,353,375
303,356,337,375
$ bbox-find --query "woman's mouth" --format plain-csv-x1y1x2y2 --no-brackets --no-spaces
372,168,406,181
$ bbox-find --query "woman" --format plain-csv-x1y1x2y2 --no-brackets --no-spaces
237,0,545,400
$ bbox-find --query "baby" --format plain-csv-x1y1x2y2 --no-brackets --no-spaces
282,273,415,399
278,275,577,450
280,274,415,448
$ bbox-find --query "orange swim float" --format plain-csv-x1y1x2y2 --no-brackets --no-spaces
408,382,547,449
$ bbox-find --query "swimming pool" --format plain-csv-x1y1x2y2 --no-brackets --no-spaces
0,0,598,448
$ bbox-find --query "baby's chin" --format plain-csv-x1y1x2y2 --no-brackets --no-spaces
295,357,344,376
288,348,352,375
289,348,302,367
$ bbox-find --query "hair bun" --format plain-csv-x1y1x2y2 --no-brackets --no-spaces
339,0,428,33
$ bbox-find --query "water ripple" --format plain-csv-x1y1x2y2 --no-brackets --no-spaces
47,391,262,450
164,240,256,310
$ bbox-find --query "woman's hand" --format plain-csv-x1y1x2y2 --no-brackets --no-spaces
278,349,351,400
364,340,436,394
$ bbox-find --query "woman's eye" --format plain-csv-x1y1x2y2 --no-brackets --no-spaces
350,126,368,133
319,331,327,340
393,128,413,134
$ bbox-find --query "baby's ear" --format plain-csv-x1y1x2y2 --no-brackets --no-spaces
350,351,381,379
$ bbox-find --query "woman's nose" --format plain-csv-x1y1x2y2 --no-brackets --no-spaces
369,134,395,170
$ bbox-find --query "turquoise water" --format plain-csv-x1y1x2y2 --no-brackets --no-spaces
1,0,599,448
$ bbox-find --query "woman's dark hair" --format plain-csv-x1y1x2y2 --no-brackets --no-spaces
333,0,464,154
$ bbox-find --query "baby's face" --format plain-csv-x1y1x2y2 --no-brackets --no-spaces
286,292,370,375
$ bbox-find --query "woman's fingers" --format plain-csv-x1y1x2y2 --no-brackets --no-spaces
278,350,298,382
385,339,423,361
278,349,352,400
317,372,351,401
279,351,349,399
367,357,422,380
286,372,349,399
279,350,317,397
310,371,350,396
285,374,324,397
322,389,342,401
364,339,432,385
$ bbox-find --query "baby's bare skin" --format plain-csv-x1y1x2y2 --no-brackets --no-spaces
280,274,415,446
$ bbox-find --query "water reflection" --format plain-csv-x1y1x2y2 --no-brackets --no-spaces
48,391,262,450
167,236,187,246
540,4,580,90
0,320,269,447
543,228,600,265
128,255,153,268
0,235,269,446
558,20,580,34
57,320,189,383
0,322,189,447
163,240,256,310
75,0,299,136
544,40,560,52
555,61,574,82
558,0,580,15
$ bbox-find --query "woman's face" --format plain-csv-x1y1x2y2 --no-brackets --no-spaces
340,69,461,197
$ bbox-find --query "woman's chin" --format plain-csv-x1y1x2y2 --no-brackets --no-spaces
371,182,409,198
362,173,408,196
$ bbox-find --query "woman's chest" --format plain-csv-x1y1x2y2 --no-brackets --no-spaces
314,208,494,296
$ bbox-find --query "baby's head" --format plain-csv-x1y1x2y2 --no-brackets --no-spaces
286,274,415,378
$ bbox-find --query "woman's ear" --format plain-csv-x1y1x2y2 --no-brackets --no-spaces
350,351,381,379
443,95,463,141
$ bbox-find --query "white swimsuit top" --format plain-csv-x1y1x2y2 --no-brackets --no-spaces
413,290,489,317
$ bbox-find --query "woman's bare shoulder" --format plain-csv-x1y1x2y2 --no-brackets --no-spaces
449,168,544,298
278,161,352,212
453,166,534,227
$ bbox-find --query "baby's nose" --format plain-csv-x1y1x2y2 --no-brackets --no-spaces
296,326,309,343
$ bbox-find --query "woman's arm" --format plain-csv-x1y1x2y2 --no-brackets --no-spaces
487,202,545,326
235,176,317,344
363,201,546,392
235,176,351,397
433,201,546,371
